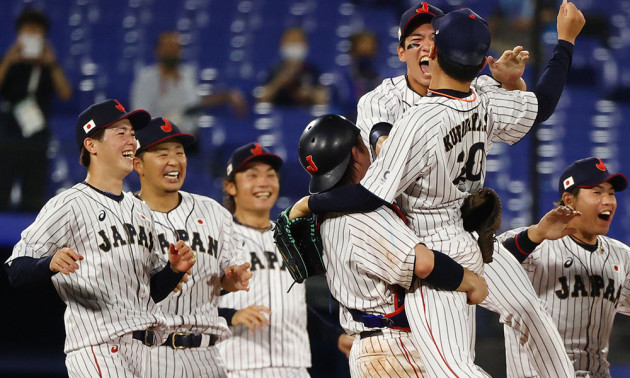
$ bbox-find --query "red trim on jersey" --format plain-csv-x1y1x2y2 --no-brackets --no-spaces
398,338,421,377
90,345,103,377
514,234,531,256
420,285,459,377
385,286,411,331
427,88,478,103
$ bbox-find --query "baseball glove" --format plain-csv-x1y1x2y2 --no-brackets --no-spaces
461,188,502,264
273,206,326,286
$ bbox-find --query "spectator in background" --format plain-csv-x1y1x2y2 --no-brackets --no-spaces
130,31,248,144
333,30,381,121
0,8,72,212
258,27,328,106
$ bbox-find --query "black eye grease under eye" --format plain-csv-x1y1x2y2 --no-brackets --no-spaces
407,43,420,49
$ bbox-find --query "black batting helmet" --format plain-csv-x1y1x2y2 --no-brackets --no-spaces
298,114,360,194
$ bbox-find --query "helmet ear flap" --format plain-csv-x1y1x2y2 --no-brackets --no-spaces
298,114,361,194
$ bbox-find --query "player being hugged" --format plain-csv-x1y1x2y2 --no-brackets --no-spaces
499,158,630,377
289,2,585,376
133,117,251,377
295,114,488,376
4,100,195,377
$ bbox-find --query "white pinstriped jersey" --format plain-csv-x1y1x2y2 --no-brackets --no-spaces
499,229,630,377
319,206,418,335
360,82,537,271
356,74,501,161
7,183,163,353
217,222,311,370
148,191,245,340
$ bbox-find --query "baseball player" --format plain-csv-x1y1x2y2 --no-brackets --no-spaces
298,114,489,377
352,2,576,377
217,142,312,377
132,117,252,377
499,157,630,378
290,3,585,376
3,99,196,377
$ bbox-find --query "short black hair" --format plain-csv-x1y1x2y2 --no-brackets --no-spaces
79,128,106,168
437,53,484,83
16,8,49,34
554,187,580,207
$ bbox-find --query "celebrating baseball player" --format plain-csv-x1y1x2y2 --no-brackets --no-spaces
289,2,585,376
217,142,312,377
4,99,196,377
132,117,251,377
295,114,488,376
350,2,578,377
499,157,630,377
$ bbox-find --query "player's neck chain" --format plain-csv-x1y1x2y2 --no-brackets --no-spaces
427,88,477,102
568,234,603,254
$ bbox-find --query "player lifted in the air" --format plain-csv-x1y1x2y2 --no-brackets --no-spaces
289,2,585,376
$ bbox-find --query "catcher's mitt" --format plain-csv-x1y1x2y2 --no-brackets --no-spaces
461,188,502,263
273,206,326,287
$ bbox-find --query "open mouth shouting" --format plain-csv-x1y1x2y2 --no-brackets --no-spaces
420,57,430,76
123,150,134,160
597,210,612,222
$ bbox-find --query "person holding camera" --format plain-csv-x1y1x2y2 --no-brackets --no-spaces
0,8,72,212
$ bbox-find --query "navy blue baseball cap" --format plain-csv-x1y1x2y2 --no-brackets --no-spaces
558,157,628,195
398,2,444,43
76,99,150,151
431,8,491,66
226,142,283,177
135,117,196,153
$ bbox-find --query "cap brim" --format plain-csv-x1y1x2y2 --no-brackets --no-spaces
578,173,629,192
234,154,283,174
308,154,352,194
138,133,197,152
95,109,151,133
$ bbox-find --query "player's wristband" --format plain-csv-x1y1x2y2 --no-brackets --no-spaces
369,122,393,151
502,229,539,263
424,250,464,291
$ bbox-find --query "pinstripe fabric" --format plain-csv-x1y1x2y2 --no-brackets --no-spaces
405,235,491,377
65,322,150,377
349,332,426,377
145,191,244,377
147,344,228,378
482,244,575,378
7,183,163,355
228,367,310,378
218,222,311,372
148,191,243,338
320,206,417,335
499,230,630,378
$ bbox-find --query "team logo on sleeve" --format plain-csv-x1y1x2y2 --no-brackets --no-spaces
563,176,574,189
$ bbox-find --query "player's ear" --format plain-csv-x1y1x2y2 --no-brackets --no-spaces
83,137,98,154
397,44,406,62
428,43,438,60
133,156,144,175
561,191,574,208
224,179,237,197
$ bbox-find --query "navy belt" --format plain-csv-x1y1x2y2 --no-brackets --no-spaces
359,330,384,339
132,330,217,349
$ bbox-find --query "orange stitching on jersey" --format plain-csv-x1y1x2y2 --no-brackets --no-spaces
427,88,477,103
90,345,103,377
398,338,421,377
420,285,460,377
